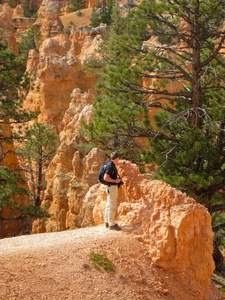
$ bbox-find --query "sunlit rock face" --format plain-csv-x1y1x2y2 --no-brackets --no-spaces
11,5,36,36
24,24,105,132
33,0,64,41
32,88,106,233
94,163,215,299
0,3,18,52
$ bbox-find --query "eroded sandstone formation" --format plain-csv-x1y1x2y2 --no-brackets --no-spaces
32,88,106,233
11,5,36,36
34,0,64,41
0,3,18,52
24,23,105,132
94,163,215,299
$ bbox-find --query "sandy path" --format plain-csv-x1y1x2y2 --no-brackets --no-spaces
0,226,223,300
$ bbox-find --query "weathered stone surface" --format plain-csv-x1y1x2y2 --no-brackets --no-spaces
0,3,18,52
11,4,36,36
12,4,24,18
24,25,104,132
32,88,105,233
34,0,64,40
93,162,215,299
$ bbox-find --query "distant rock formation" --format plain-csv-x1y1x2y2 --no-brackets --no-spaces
34,0,64,40
0,3,18,52
11,4,36,35
24,23,105,132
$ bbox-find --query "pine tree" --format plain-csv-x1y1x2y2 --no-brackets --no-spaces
90,0,115,28
90,5,100,28
84,0,225,234
69,0,86,12
17,122,59,207
21,0,29,17
0,31,49,237
18,25,42,60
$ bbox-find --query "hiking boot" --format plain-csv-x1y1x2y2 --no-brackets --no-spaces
109,224,122,231
105,222,109,228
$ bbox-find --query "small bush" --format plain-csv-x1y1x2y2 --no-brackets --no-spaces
89,252,113,271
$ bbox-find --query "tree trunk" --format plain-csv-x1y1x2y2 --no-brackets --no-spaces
191,0,202,129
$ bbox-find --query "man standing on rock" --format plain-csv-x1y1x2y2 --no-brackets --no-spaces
104,152,125,231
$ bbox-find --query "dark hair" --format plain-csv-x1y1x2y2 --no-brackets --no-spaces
110,152,119,160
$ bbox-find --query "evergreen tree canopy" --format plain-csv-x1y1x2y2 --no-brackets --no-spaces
90,0,115,27
17,122,59,207
69,0,86,12
0,32,48,235
84,0,225,232
18,25,42,60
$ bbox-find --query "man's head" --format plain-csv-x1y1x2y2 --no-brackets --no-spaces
110,152,119,163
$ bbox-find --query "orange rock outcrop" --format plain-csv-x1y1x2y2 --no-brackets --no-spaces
0,3,18,52
94,162,215,299
11,5,36,36
32,88,106,233
34,0,64,41
24,22,105,132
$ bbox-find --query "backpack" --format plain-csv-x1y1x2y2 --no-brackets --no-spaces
99,162,110,185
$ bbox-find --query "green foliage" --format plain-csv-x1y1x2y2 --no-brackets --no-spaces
17,122,59,206
96,0,101,8
84,0,225,236
69,0,86,12
8,0,13,8
0,33,50,234
21,0,39,18
18,25,42,59
0,30,37,134
0,165,50,235
89,252,114,271
0,166,26,209
90,6,100,28
76,10,82,16
90,0,115,27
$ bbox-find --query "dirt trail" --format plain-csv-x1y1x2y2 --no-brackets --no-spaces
0,226,223,300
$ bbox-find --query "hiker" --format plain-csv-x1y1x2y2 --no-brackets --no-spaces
104,152,125,231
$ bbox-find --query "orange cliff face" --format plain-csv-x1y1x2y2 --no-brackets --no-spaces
24,11,106,132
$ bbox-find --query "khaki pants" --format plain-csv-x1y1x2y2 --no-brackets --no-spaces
105,185,118,226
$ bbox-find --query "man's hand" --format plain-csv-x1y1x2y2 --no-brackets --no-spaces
115,178,122,184
104,173,121,184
